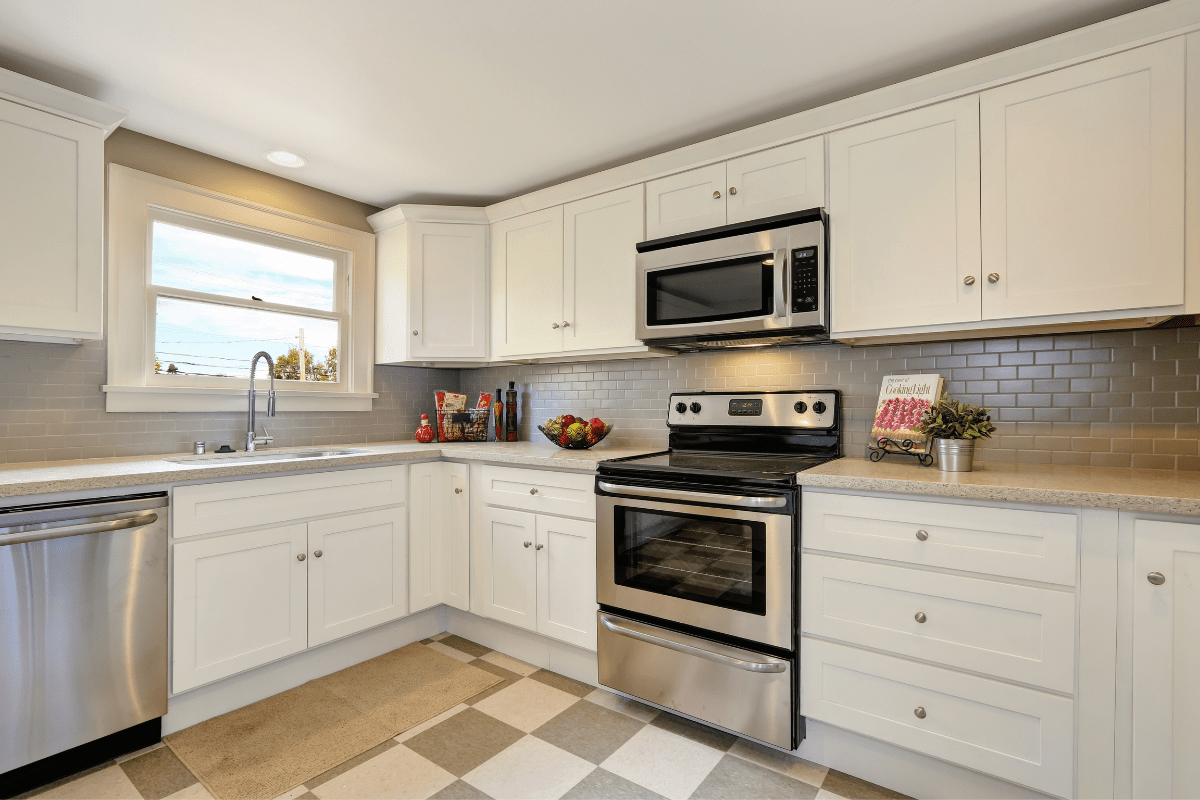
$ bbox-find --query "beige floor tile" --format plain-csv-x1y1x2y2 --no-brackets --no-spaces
816,790,847,799
583,688,660,723
472,677,580,732
426,641,475,663
34,765,142,800
164,783,214,800
273,785,314,800
600,725,724,800
727,738,828,786
309,744,455,800
461,735,595,800
479,651,539,676
396,703,470,743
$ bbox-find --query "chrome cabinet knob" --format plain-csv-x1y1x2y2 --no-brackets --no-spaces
535,543,544,550
413,330,418,336
713,190,721,199
914,707,927,719
530,488,538,495
297,553,306,562
915,612,927,623
523,541,532,548
454,487,462,494
552,323,560,329
988,273,1000,283
729,186,737,195
916,530,929,541
313,550,323,558
562,321,570,328
963,276,976,286
1148,572,1166,586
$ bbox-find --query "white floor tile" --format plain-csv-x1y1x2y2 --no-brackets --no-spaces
395,703,469,743
426,641,474,663
310,744,455,799
34,765,142,800
165,782,215,800
462,735,594,800
727,738,828,787
816,790,847,799
582,688,660,723
472,677,579,732
479,650,539,676
430,632,452,641
601,724,724,800
272,784,313,800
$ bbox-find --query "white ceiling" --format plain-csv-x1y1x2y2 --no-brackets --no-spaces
0,0,1165,209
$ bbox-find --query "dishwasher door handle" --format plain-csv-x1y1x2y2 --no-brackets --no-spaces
599,613,787,673
596,481,787,509
0,511,160,547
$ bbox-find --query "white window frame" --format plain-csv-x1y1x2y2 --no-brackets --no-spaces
105,165,377,412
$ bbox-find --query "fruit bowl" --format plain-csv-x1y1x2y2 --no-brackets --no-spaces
537,415,613,449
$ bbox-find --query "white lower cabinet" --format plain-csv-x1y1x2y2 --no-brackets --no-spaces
408,462,470,614
476,505,597,650
1130,517,1200,799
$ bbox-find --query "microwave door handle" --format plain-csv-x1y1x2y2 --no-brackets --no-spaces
773,249,788,318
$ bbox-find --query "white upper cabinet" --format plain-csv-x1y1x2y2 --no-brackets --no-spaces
829,96,982,334
0,69,124,343
725,138,825,224
980,38,1186,320
563,185,644,352
371,206,489,364
645,138,825,240
491,205,565,357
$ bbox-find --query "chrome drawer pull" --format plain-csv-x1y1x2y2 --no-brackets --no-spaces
914,707,927,719
523,541,532,548
600,614,786,674
1148,572,1166,586
530,488,538,495
916,530,929,541
914,612,927,624
297,553,306,562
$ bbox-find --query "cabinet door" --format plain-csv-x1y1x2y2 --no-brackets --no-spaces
408,462,439,613
563,185,644,352
1131,518,1200,799
308,507,407,646
645,162,727,239
441,463,471,611
726,138,825,224
535,515,597,650
829,96,982,334
476,506,537,631
0,98,103,340
410,222,488,359
980,39,1186,320
491,206,565,357
172,524,309,692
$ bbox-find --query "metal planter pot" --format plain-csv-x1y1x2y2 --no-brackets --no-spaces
934,438,976,472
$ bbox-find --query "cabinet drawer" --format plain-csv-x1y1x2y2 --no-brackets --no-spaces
801,639,1073,797
480,465,595,520
802,491,1077,585
173,465,407,539
802,555,1075,691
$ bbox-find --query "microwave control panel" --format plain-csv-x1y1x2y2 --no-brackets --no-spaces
791,247,820,313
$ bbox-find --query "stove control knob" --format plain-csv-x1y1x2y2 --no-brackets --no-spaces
690,402,702,414
813,401,827,414
675,402,687,414
794,401,808,414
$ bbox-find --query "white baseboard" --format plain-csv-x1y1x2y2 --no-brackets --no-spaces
163,607,441,734
445,607,598,686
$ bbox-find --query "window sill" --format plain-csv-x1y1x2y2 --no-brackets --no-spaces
102,385,377,413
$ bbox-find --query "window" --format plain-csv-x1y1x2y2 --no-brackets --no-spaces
106,166,377,412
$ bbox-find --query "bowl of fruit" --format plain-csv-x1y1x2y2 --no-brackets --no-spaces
537,414,613,449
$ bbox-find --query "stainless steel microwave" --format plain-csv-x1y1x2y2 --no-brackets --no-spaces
635,209,828,351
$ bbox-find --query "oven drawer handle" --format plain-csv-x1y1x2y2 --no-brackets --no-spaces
596,481,787,509
599,614,787,674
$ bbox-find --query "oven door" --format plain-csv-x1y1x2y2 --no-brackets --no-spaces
596,482,793,649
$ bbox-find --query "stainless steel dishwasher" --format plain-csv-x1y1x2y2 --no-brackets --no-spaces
0,492,168,785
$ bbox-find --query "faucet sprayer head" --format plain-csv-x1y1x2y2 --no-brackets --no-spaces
268,390,276,417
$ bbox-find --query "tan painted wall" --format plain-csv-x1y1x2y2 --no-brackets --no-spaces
104,128,381,231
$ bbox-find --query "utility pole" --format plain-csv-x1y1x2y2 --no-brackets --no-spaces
298,327,306,381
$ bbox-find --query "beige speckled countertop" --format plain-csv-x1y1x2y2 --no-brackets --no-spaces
0,441,663,500
798,457,1200,516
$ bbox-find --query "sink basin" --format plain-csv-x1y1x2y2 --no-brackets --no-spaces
165,448,371,465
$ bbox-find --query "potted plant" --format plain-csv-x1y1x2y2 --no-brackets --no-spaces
913,396,996,472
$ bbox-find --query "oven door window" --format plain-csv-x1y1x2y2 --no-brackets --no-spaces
646,254,773,327
613,505,766,615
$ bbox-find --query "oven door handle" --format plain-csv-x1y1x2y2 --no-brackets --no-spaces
596,481,787,509
600,614,787,673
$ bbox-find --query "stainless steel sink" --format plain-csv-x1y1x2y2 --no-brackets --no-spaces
164,448,370,465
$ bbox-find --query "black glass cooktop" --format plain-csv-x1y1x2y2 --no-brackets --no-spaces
598,449,839,485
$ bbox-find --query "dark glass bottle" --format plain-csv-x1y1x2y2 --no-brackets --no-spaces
505,381,518,442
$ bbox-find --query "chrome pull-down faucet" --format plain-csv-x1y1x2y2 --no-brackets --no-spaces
246,351,277,451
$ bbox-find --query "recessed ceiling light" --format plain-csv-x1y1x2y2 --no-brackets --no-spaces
265,150,307,168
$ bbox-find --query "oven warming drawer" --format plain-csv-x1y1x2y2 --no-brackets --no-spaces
597,612,793,749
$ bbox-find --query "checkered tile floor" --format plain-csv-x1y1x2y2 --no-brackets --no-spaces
23,633,911,800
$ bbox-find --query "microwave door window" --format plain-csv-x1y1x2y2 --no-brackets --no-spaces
614,505,766,615
648,255,773,326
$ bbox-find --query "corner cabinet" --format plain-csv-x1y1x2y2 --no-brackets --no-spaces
408,461,470,614
0,68,125,343
371,205,489,364
644,137,825,240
